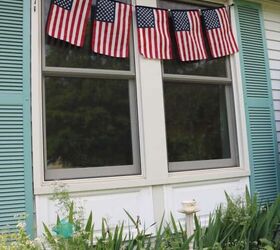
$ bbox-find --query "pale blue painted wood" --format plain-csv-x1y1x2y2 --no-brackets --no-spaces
0,0,33,234
22,0,33,236
235,0,280,201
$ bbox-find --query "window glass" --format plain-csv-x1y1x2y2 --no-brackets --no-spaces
164,82,231,162
163,58,227,77
45,77,134,169
44,0,130,70
158,0,203,9
159,0,228,77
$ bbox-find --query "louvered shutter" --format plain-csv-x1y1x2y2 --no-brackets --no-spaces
235,0,280,201
0,0,33,233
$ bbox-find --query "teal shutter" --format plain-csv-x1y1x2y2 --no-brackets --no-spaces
235,0,280,201
0,0,33,234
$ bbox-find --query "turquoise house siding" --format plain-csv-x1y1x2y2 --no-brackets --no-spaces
235,0,280,201
0,0,33,234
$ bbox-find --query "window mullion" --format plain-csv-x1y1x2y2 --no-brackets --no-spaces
43,67,135,79
163,74,232,85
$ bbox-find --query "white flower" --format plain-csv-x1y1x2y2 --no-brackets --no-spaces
34,237,41,242
17,222,26,229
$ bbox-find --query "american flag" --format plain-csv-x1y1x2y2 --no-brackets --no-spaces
136,6,172,60
171,10,207,61
92,0,132,58
46,0,92,47
201,7,238,58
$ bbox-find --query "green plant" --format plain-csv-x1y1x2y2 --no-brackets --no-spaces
192,188,280,250
160,214,193,250
42,201,194,250
0,221,40,250
2,187,280,249
43,201,94,250
41,186,280,249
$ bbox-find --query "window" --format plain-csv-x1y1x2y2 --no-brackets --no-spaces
159,0,238,172
43,0,140,180
41,0,238,181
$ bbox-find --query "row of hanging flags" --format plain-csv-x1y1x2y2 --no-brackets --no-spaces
46,0,239,61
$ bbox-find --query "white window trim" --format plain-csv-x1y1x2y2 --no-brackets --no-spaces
31,0,250,195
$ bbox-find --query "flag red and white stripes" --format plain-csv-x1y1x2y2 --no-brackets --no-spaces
92,0,132,58
136,6,172,60
46,0,92,47
171,10,207,61
201,7,238,58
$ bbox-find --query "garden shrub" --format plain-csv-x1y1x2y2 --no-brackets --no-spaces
1,187,280,249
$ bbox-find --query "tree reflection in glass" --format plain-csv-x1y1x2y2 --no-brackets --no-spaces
44,0,130,70
164,82,231,162
45,77,133,169
159,0,228,77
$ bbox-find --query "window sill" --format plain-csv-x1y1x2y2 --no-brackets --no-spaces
34,166,250,195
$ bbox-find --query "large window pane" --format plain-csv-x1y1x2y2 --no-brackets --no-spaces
45,77,134,169
44,0,130,70
164,82,231,162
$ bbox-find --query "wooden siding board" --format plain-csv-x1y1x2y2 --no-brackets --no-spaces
263,9,280,23
265,3,280,181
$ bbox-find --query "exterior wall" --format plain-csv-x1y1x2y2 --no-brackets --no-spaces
0,0,276,236
264,4,280,160
32,0,251,235
35,178,249,235
31,0,278,236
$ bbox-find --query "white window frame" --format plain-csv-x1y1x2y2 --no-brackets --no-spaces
31,0,251,195
162,60,238,172
41,1,141,179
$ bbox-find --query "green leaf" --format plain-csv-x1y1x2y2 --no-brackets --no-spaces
124,209,137,227
170,213,178,234
56,215,61,225
68,201,74,224
85,211,93,232
43,223,56,245
245,186,251,205
264,246,274,250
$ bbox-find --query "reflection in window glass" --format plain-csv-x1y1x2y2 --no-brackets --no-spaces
159,0,227,77
163,58,227,77
164,82,231,162
159,0,203,10
44,0,130,70
163,15,228,77
45,77,133,169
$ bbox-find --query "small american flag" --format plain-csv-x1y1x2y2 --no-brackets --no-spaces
46,0,92,47
171,10,207,61
201,7,238,58
91,0,132,58
136,6,172,60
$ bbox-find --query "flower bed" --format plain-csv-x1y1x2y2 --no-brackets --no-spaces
1,188,279,250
